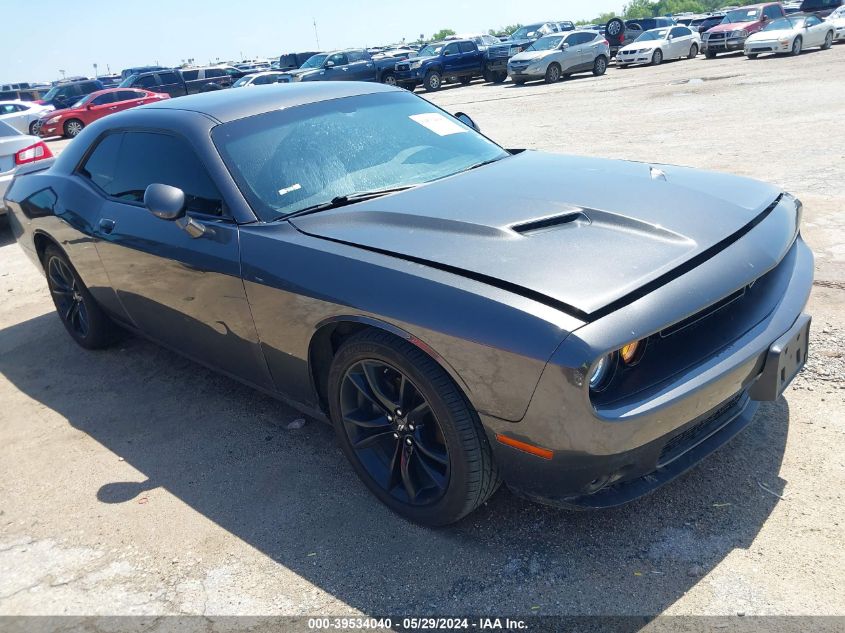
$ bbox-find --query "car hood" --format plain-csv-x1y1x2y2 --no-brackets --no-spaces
509,50,552,62
621,40,661,50
289,152,782,319
747,27,796,39
708,21,759,33
405,55,438,64
39,106,76,119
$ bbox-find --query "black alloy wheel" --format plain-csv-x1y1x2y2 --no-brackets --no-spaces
328,330,500,525
339,359,449,506
44,246,121,349
48,255,90,340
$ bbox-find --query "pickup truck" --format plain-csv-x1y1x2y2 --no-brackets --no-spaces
605,16,676,56
484,22,563,82
394,40,485,91
278,49,402,85
118,67,244,97
702,3,786,57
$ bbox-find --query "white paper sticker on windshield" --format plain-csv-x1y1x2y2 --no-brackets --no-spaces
409,113,468,136
278,183,302,196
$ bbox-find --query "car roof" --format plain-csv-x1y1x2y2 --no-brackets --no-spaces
142,81,397,123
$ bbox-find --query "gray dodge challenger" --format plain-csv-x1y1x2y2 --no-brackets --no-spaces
3,83,812,525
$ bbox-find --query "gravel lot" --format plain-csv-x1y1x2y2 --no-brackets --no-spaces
1,47,843,622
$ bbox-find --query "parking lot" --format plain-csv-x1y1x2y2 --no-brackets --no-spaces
1,46,844,621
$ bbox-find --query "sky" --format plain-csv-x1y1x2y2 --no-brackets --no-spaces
1,0,624,84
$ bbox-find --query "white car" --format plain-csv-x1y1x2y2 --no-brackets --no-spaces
827,5,845,41
0,101,54,136
0,121,53,221
616,25,702,67
507,31,610,84
231,71,292,88
745,14,835,57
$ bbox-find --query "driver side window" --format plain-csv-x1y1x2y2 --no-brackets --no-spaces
443,43,460,56
328,53,348,66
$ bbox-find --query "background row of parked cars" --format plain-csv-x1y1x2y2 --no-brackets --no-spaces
1,0,843,143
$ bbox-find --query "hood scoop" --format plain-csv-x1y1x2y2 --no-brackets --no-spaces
512,211,589,235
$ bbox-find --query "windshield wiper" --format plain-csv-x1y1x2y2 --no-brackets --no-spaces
281,185,417,220
458,155,508,174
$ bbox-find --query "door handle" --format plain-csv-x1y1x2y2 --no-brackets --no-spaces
98,218,116,234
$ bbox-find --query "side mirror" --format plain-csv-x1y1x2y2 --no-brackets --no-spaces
144,183,185,220
561,42,570,49
443,49,451,56
324,60,335,68
454,112,480,132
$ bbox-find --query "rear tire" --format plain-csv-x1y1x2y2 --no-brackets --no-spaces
791,37,802,56
513,78,526,85
328,329,500,526
492,71,507,83
688,43,699,59
544,63,561,83
423,70,442,92
593,55,608,76
822,31,833,50
43,246,122,350
63,119,84,138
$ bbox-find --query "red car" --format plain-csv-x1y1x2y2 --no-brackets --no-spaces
702,2,786,57
37,88,169,139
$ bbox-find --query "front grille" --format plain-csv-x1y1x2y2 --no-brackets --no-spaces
489,46,511,59
658,393,744,466
707,32,728,41
396,63,410,71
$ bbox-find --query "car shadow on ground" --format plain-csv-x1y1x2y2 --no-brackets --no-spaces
0,311,790,615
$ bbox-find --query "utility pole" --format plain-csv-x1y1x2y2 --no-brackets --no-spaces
313,18,320,49
59,69,66,80
93,63,98,79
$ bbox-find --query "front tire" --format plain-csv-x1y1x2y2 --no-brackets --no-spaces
28,120,39,136
423,70,442,92
593,55,608,76
747,52,759,59
458,75,471,85
493,71,507,83
705,49,717,59
791,37,802,56
651,49,664,65
63,119,84,138
43,246,121,349
544,63,561,83
328,329,500,526
381,72,397,86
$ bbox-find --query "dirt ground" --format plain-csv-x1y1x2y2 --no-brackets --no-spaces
1,46,843,623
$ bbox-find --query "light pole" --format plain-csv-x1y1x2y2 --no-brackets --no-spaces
313,18,320,49
93,63,98,79
59,69,66,80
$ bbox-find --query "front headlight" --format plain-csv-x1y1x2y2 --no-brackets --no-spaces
778,37,791,45
45,115,61,124
410,60,423,70
588,353,616,391
509,45,525,55
732,29,748,38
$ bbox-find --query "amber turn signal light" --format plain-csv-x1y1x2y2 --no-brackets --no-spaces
496,434,554,460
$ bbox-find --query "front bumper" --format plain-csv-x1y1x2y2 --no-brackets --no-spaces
745,40,792,55
507,64,544,80
482,201,813,508
616,49,656,64
703,35,746,53
834,27,845,41
486,59,510,73
394,69,423,85
38,120,62,138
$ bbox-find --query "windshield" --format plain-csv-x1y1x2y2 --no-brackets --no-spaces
764,17,801,30
511,24,545,39
723,8,761,23
300,54,327,69
526,35,564,51
233,76,252,87
635,28,670,42
212,91,509,221
832,5,845,17
41,86,62,100
118,75,138,87
417,44,445,57
70,95,90,108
